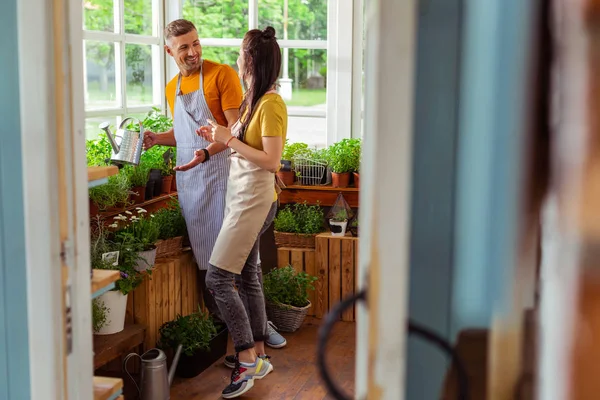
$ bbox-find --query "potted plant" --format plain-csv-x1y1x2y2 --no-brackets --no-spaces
152,200,187,258
140,107,174,197
263,265,318,332
157,310,228,378
348,138,361,189
88,172,132,213
123,165,150,204
160,148,175,194
348,211,359,237
329,209,349,237
92,298,109,333
278,140,310,186
273,201,324,249
90,217,144,335
111,208,160,272
325,138,361,188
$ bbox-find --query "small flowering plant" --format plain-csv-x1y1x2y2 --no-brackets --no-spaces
111,207,160,252
90,216,144,296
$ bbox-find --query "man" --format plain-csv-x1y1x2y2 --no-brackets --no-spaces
144,19,286,350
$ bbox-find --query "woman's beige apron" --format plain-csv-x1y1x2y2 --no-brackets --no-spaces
210,153,275,274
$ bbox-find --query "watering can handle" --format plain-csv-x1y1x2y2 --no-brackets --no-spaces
123,352,142,398
119,117,144,134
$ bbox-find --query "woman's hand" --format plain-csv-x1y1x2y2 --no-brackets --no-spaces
197,119,232,144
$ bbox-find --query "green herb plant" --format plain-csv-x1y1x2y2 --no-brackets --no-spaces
92,298,109,333
123,165,150,188
282,140,310,162
88,172,132,210
152,206,187,240
331,209,349,222
273,202,324,235
325,138,361,174
157,309,219,357
263,265,318,308
86,133,113,166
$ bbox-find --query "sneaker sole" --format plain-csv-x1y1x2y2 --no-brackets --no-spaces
256,362,274,379
222,379,255,399
266,339,287,349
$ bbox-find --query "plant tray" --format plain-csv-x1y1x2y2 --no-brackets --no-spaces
155,236,183,258
174,326,229,379
266,301,311,333
274,231,317,249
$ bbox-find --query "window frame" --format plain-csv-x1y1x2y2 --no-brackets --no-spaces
169,0,364,145
82,0,166,125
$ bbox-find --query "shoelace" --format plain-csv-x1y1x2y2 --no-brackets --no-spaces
230,355,241,383
267,321,279,335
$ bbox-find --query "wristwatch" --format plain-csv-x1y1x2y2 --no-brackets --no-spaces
200,148,210,162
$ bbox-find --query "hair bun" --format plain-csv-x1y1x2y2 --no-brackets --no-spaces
262,26,276,39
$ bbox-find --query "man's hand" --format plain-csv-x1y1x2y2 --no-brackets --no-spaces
174,149,206,172
143,131,160,150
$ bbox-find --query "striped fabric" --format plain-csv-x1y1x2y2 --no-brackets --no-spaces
173,60,231,270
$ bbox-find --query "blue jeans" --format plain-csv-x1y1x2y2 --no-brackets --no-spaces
205,201,277,352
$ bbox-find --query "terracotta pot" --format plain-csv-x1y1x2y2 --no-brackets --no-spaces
353,172,360,189
130,186,145,204
161,175,174,194
171,174,177,192
89,199,99,216
331,172,351,188
276,170,295,187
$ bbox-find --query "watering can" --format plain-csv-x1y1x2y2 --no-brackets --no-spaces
99,117,144,165
123,344,183,400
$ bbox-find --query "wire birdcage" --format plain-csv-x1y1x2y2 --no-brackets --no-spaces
293,156,328,186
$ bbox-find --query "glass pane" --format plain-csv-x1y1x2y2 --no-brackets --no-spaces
287,116,326,149
84,41,119,110
124,0,153,35
281,49,327,107
258,0,327,40
83,0,114,32
85,115,119,141
125,44,155,106
183,1,248,39
202,46,240,69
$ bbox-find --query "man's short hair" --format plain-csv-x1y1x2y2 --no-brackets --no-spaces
164,19,197,43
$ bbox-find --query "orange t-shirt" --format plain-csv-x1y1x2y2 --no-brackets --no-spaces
165,59,243,126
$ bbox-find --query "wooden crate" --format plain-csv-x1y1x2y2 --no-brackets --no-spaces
127,250,203,349
277,233,359,321
276,247,316,316
315,233,358,321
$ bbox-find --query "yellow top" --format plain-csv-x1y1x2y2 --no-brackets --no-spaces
242,93,288,201
165,59,243,127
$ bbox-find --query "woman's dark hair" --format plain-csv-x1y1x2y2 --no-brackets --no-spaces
238,26,281,140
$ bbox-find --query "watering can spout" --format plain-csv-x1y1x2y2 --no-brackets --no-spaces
99,121,120,153
168,344,183,386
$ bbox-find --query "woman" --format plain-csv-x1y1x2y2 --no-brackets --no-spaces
199,26,287,399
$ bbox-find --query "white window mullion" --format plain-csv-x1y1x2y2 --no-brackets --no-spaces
351,0,364,139
82,31,121,42
118,0,127,113
113,0,120,34
123,35,161,45
249,0,258,30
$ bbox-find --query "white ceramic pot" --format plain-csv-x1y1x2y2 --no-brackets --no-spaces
329,219,348,237
134,246,157,272
95,290,128,335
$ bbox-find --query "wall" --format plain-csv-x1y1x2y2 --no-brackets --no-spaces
0,0,31,397
405,0,462,398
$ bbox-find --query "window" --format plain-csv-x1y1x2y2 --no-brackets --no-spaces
181,0,329,148
83,0,164,139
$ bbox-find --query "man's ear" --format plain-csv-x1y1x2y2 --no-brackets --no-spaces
164,45,172,56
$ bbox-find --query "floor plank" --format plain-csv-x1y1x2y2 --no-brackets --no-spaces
169,317,355,400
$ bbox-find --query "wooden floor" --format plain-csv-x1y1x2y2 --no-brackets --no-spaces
169,317,356,400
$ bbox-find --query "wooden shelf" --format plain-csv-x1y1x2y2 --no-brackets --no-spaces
93,324,146,370
279,184,359,207
92,269,120,299
93,193,178,219
93,376,123,400
88,166,119,188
